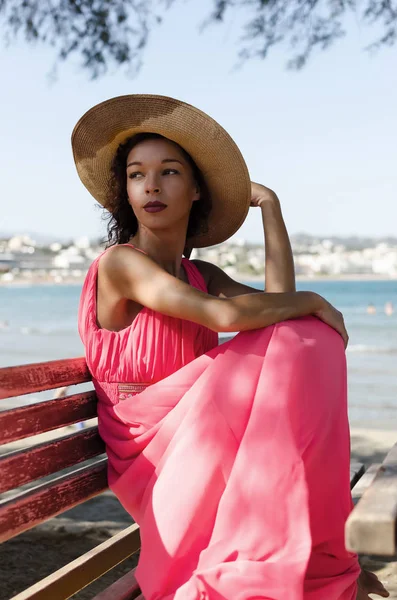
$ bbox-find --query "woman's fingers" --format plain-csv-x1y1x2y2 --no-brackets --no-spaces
314,302,349,348
357,569,390,598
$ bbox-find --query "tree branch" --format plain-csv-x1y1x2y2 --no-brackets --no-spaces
0,0,395,78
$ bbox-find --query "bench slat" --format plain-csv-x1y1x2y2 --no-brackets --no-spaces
0,458,108,542
0,427,105,493
346,442,397,556
0,357,91,400
0,391,98,445
9,524,141,600
92,568,140,600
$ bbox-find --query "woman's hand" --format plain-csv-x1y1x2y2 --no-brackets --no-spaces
250,182,278,208
356,568,389,598
314,298,349,349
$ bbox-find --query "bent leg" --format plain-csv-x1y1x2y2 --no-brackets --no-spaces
185,316,359,600
273,317,360,599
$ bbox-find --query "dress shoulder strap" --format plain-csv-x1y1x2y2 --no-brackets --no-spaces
182,259,208,293
121,243,148,255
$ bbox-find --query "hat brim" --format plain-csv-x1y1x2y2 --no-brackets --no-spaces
72,94,251,248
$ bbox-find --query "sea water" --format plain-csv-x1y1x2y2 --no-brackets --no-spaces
0,279,396,429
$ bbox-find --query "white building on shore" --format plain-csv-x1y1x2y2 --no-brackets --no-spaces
1,234,397,282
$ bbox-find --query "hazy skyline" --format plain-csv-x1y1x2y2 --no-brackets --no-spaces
2,1,397,244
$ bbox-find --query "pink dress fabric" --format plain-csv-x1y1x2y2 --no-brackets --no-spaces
78,243,360,600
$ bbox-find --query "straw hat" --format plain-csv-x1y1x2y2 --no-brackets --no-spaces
72,94,251,248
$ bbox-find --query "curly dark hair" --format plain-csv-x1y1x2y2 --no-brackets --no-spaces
103,133,212,257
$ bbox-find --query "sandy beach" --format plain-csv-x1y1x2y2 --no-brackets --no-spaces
1,426,396,599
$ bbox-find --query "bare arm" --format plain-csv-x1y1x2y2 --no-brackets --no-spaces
251,183,296,293
100,246,334,335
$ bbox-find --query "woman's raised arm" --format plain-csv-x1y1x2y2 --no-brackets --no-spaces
250,182,296,293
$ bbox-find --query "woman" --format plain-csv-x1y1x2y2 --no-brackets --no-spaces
74,95,388,600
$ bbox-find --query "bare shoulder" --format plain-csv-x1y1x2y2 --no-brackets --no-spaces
191,259,260,298
99,244,147,277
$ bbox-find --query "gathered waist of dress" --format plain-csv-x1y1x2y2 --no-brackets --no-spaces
118,382,152,400
93,379,154,405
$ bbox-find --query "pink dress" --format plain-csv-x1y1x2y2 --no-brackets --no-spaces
78,244,360,600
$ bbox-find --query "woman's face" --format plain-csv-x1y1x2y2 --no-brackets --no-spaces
126,137,200,232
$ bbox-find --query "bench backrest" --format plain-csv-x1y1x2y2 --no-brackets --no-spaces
0,357,108,544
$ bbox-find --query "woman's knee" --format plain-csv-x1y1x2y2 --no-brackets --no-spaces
274,316,344,356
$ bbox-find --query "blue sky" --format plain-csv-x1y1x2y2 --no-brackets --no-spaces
1,1,397,244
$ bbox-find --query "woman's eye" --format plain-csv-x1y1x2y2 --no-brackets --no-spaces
129,172,142,179
163,169,179,175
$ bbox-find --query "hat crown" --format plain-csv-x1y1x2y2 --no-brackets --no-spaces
72,94,251,248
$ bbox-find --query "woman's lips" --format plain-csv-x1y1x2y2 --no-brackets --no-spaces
144,205,167,213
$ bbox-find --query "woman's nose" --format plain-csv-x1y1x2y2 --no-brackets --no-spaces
145,175,161,194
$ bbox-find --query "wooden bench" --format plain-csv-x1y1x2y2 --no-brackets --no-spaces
0,357,366,599
346,442,397,557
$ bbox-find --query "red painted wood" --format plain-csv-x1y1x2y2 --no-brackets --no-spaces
0,391,98,445
92,569,141,600
0,458,108,543
0,427,105,493
0,357,91,400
